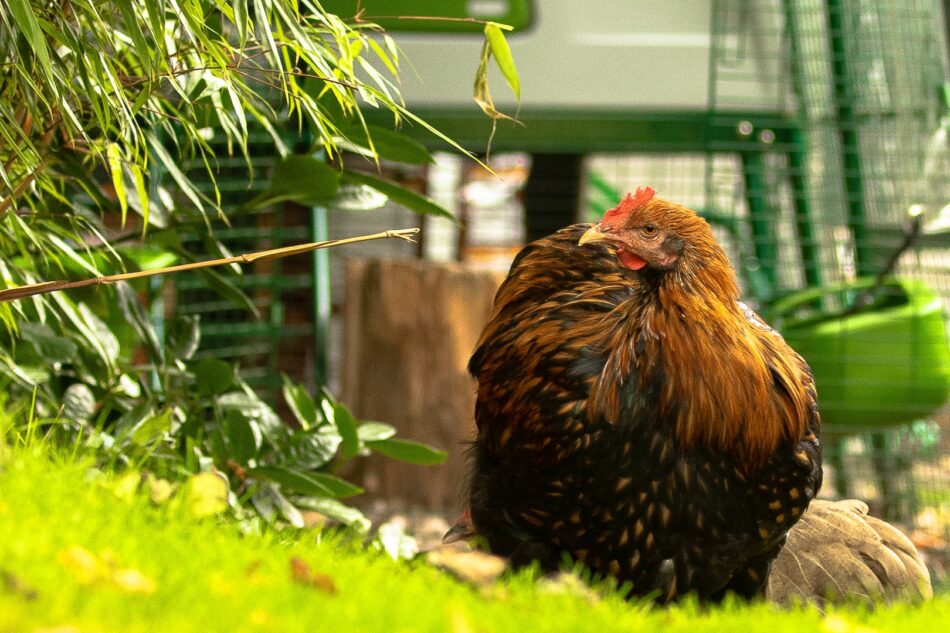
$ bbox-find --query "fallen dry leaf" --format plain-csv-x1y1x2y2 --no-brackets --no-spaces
426,546,508,587
2,569,39,601
289,557,337,594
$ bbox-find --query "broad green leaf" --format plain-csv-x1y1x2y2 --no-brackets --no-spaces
282,376,318,430
356,421,397,443
251,484,304,528
332,402,359,460
221,408,262,464
129,408,173,447
331,184,388,212
247,466,335,498
113,405,172,447
218,391,282,433
340,170,453,220
336,124,433,165
252,155,340,208
19,322,77,363
485,23,521,100
298,496,370,532
194,358,235,395
282,426,342,471
365,438,447,465
307,472,363,499
62,383,96,421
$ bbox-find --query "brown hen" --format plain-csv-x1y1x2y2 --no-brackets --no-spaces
465,189,822,601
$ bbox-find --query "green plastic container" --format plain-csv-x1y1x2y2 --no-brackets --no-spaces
772,277,950,427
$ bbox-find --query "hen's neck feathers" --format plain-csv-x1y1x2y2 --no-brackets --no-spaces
591,226,810,473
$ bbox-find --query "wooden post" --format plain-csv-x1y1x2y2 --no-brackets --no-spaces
341,258,499,510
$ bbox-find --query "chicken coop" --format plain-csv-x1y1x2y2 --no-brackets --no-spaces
152,0,950,582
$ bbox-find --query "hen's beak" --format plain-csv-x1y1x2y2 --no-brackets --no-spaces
578,225,611,246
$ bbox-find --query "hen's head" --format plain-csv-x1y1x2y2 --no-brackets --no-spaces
579,188,721,273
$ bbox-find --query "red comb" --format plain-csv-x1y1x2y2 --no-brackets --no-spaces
601,187,656,230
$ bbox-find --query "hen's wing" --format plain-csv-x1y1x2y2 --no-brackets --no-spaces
469,224,637,465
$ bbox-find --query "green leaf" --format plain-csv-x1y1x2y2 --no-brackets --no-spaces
297,496,370,532
356,421,396,443
114,406,172,447
77,303,120,368
129,408,173,447
282,376,318,430
233,0,249,46
107,143,129,226
19,322,77,364
116,1,151,73
221,408,262,464
8,0,56,94
332,402,360,460
115,281,163,367
336,124,433,165
247,466,335,498
252,155,340,208
331,184,388,212
251,483,304,527
365,438,447,465
192,266,260,318
62,383,96,421
307,472,363,499
167,315,201,361
218,391,282,433
485,23,521,100
194,358,235,395
340,170,453,220
282,426,342,470
131,165,150,233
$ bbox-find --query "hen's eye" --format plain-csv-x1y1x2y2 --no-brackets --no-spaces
642,224,658,236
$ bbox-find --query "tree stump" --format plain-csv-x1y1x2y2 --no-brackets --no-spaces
341,258,499,510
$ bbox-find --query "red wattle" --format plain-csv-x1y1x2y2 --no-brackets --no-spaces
618,249,647,270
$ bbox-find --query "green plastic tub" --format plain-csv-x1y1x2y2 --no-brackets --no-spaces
771,277,950,427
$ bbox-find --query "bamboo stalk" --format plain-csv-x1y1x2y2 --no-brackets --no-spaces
0,228,419,303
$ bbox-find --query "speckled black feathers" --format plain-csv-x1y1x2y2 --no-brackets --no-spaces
467,223,822,601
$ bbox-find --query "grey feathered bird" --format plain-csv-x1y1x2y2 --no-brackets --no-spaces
767,499,932,606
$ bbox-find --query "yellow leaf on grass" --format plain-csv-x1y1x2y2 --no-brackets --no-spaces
111,472,142,503
57,545,104,585
182,472,229,517
147,474,175,505
112,568,156,594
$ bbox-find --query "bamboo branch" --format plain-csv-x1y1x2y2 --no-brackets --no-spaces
0,228,419,303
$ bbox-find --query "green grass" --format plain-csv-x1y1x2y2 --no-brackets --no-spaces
1,446,948,633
